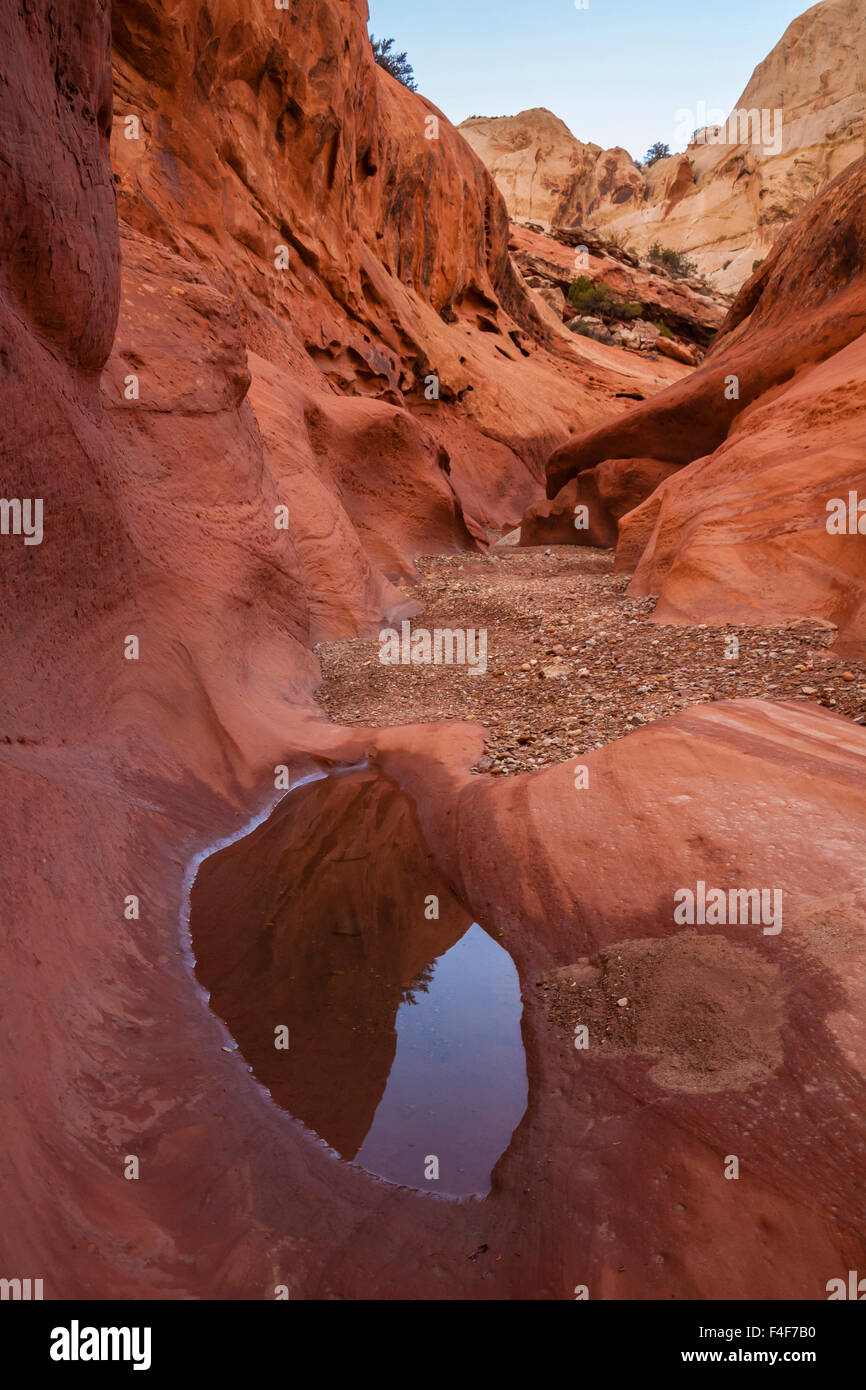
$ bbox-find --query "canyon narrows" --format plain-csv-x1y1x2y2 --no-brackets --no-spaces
1,0,865,1318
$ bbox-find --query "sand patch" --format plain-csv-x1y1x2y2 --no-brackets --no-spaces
541,930,786,1092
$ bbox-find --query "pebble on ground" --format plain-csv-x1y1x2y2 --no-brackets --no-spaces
313,546,866,775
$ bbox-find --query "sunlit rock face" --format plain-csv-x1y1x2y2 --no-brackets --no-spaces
461,0,866,292
459,108,645,232
530,155,866,658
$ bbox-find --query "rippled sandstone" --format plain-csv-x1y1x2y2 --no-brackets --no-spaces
1,0,865,1302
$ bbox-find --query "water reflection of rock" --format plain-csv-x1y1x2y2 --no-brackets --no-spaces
191,770,472,1159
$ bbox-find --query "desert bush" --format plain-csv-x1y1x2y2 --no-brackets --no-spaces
643,142,671,166
648,243,698,278
567,276,643,321
370,36,417,90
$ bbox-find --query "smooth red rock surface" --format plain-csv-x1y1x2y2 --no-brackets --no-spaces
522,458,680,548
533,157,866,656
2,0,865,1303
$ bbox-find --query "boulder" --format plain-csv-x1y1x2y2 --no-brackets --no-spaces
656,336,699,365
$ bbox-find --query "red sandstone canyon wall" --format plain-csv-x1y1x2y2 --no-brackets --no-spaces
1,0,865,1305
527,156,866,656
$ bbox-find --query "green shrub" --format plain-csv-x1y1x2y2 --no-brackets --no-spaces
648,243,698,278
568,276,605,312
652,319,674,339
644,142,671,166
370,36,417,90
752,258,765,273
567,276,643,322
605,229,632,254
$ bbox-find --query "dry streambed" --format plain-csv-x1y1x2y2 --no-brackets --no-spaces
314,547,866,773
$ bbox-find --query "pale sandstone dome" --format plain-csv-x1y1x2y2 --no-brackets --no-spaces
460,0,866,292
458,107,644,230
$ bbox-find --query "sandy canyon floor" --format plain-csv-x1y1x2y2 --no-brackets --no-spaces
315,545,866,775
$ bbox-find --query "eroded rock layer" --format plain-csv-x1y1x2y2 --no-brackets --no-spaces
1,0,865,1302
110,0,683,590
461,0,866,291
527,156,866,657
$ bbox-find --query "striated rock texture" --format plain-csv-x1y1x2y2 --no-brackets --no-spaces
508,222,728,349
528,156,866,656
109,0,681,581
461,0,866,292
459,107,644,231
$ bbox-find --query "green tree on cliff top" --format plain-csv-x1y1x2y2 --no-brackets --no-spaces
370,35,418,91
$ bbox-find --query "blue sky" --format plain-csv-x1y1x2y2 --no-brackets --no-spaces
366,0,817,160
